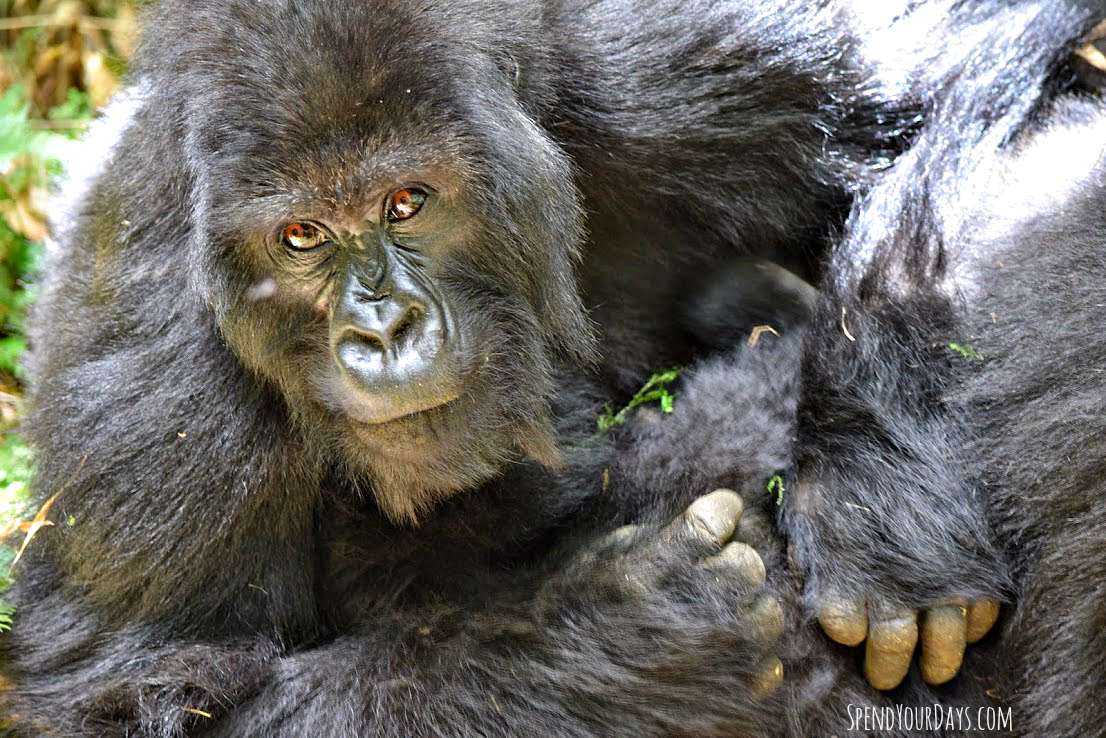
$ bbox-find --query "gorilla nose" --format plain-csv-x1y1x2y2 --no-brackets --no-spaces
329,260,459,422
344,301,425,354
333,293,449,396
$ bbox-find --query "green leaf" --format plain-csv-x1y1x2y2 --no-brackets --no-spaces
948,342,983,360
0,435,33,525
767,474,786,506
0,601,15,632
0,336,26,378
48,89,94,124
596,367,684,433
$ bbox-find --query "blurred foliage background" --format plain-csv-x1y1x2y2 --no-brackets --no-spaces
0,0,134,620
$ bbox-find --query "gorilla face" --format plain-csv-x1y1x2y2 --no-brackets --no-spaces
168,0,595,521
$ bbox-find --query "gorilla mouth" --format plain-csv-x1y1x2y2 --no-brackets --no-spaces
337,382,461,426
310,360,462,427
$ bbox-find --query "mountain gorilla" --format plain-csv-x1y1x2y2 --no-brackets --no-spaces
0,0,1041,735
0,2,883,733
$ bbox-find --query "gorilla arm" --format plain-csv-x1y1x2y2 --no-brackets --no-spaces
783,1,1095,691
198,492,787,738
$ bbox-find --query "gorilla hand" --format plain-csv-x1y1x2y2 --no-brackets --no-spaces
792,288,1008,692
203,490,790,738
545,489,786,698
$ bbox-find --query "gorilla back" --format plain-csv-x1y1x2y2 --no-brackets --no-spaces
0,0,893,735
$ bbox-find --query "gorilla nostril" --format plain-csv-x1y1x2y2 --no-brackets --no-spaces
361,332,386,352
389,305,424,346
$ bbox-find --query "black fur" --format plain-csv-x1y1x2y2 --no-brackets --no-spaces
11,0,1103,734
0,0,911,735
787,1,1106,734
952,92,1106,738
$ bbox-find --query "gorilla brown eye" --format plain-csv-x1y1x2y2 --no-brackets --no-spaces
385,188,427,222
281,222,331,251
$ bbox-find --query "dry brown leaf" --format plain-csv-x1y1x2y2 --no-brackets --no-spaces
10,492,60,569
82,50,118,107
113,5,138,58
0,198,48,242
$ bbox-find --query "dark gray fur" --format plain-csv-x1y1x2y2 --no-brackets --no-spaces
787,1,1106,735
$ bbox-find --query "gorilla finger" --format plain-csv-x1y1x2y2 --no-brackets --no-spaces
664,489,743,553
818,595,868,647
965,599,1000,643
703,542,766,590
864,610,918,691
750,655,784,699
750,595,785,641
920,604,967,686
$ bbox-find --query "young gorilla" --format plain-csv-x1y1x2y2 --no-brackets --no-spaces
0,0,863,734
0,0,987,735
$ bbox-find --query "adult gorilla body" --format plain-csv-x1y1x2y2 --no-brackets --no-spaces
0,0,1012,735
785,2,1106,734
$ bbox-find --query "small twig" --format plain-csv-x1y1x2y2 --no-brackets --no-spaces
29,119,89,130
0,15,129,33
1076,19,1106,71
1076,43,1106,72
747,324,779,348
840,307,856,342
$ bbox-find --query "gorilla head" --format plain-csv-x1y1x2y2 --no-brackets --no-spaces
154,0,595,521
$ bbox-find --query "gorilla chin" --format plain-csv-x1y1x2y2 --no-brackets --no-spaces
338,384,563,525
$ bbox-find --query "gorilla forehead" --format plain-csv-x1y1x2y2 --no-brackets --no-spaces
169,13,494,172
146,0,528,125
149,1,575,229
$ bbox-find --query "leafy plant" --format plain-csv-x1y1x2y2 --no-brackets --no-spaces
0,2,134,639
766,474,785,506
597,367,684,433
0,78,97,593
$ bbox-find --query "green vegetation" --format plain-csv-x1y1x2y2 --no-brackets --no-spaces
949,341,984,360
0,1,135,615
597,367,684,433
0,83,83,540
766,474,785,506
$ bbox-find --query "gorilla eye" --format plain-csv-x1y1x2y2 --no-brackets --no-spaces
386,188,427,222
281,222,331,251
